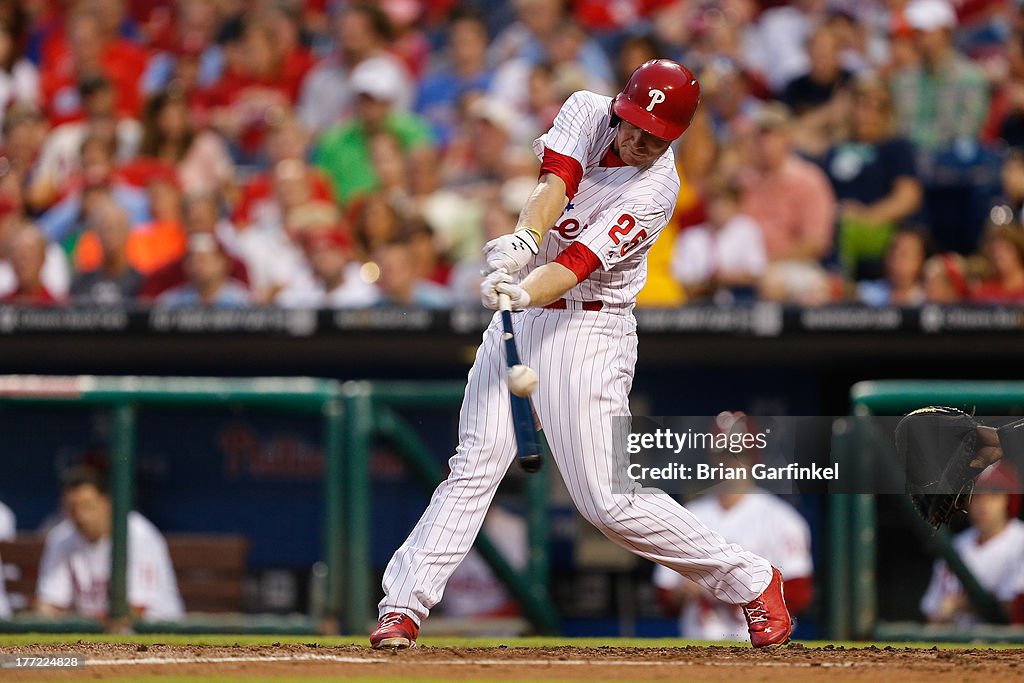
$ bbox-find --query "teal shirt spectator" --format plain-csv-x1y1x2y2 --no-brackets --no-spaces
890,54,989,152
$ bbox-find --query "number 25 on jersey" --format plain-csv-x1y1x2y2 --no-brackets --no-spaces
608,213,647,257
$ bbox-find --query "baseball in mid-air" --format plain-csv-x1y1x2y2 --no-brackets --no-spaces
508,364,538,397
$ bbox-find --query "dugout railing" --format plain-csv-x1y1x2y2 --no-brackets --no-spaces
831,380,1024,643
0,375,558,635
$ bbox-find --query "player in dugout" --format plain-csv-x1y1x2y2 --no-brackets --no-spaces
370,60,793,650
35,465,183,621
654,414,814,640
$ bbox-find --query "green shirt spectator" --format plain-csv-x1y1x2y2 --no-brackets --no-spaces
313,59,434,205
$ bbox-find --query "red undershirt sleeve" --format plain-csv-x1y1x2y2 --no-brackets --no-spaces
553,241,601,282
539,148,584,200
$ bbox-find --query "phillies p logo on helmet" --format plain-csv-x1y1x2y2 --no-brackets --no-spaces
646,89,666,111
611,59,701,140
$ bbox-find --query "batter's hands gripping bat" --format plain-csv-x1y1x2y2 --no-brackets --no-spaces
498,293,542,473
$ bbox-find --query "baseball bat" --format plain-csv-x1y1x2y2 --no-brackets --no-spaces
498,293,542,473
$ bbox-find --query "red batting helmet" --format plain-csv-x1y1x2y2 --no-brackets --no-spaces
612,59,701,141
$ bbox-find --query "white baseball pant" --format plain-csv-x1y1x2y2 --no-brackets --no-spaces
379,307,773,623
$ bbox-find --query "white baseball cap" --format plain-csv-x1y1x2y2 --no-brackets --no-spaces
905,0,957,32
350,58,405,103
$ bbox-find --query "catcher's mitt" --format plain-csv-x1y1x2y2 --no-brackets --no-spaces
894,406,986,529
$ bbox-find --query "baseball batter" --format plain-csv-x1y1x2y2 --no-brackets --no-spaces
370,60,792,649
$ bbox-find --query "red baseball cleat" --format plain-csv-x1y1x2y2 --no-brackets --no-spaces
370,612,419,649
743,566,793,648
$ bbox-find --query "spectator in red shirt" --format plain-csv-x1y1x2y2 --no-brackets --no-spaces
207,14,311,164
971,223,1024,304
233,115,333,226
39,8,146,126
1,223,60,305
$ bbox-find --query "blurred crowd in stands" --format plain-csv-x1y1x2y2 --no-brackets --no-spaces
0,0,1022,309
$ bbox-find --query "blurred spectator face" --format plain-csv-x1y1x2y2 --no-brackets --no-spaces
885,232,926,288
268,118,310,164
3,109,46,168
701,10,742,59
347,48,405,119
704,62,748,122
617,37,660,86
92,199,131,257
8,225,46,286
544,22,585,66
923,255,967,303
82,81,115,119
185,234,229,290
285,200,341,243
355,94,392,130
986,232,1024,279
69,12,103,66
753,126,791,172
913,27,952,64
408,147,440,197
81,137,115,187
183,193,220,234
84,0,125,38
852,85,891,142
273,159,313,211
406,225,438,279
374,241,415,300
370,133,407,191
517,0,563,38
179,0,217,39
244,23,276,77
708,189,740,229
807,27,841,82
150,179,182,223
449,17,488,68
614,121,671,167
968,493,1010,533
357,194,400,250
337,6,387,59
304,232,351,285
1001,153,1024,202
262,2,301,55
527,65,559,125
888,32,919,72
64,483,111,543
157,96,189,141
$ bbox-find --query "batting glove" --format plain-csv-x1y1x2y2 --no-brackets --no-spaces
495,279,531,311
480,269,509,310
483,230,540,275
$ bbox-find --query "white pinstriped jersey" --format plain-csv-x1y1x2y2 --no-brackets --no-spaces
920,519,1024,627
524,91,681,310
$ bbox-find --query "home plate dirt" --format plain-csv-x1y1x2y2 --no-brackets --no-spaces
2,642,1022,681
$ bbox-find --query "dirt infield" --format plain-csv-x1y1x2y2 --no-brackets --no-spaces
1,642,1022,682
